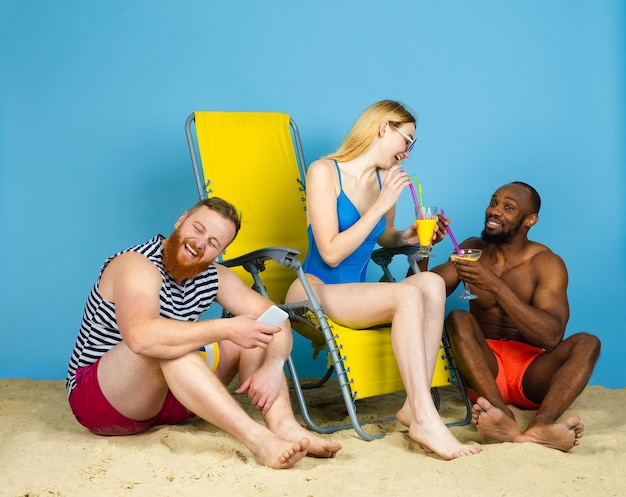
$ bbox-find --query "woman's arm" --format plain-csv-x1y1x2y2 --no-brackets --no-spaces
306,160,392,267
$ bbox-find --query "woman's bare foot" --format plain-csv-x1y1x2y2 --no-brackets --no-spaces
408,415,482,460
396,398,411,427
250,435,310,469
399,398,480,459
272,419,342,458
472,397,522,442
514,416,584,452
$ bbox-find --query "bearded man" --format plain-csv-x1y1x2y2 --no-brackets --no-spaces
66,197,341,469
431,182,600,452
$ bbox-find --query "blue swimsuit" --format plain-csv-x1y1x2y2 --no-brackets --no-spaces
302,161,386,283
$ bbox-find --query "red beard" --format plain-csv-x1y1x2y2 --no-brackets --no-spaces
161,229,211,282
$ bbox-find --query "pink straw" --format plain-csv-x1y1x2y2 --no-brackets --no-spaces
408,183,422,219
402,168,422,219
441,209,463,255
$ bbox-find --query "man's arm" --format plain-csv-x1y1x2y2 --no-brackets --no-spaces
214,263,292,363
428,236,481,295
430,257,463,296
465,250,570,351
100,252,278,359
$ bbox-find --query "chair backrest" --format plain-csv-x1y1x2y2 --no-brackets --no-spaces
186,111,308,303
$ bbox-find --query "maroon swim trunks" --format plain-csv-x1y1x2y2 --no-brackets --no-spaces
467,338,542,409
69,358,194,435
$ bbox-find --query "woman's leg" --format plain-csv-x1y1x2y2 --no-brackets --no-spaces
286,275,481,459
401,272,447,385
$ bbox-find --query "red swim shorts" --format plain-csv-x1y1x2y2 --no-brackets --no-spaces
69,358,194,436
467,338,542,409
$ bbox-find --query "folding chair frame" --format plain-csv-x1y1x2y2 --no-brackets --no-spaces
184,112,471,441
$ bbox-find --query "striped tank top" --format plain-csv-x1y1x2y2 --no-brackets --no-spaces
66,235,219,396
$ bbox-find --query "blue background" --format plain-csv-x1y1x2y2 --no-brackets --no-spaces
1,1,624,388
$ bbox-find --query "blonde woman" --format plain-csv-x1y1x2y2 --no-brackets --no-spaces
286,100,481,459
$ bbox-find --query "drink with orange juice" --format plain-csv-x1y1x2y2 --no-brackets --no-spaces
416,219,437,247
449,248,483,300
450,251,481,262
416,206,438,257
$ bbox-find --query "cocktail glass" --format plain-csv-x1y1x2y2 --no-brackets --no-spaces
416,206,438,258
449,248,483,300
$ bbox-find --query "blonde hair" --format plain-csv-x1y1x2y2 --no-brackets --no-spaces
325,100,416,162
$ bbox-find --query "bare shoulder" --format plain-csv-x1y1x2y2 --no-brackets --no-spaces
105,251,157,275
309,157,335,168
306,159,341,200
100,251,161,300
527,243,569,290
529,243,566,270
307,158,336,179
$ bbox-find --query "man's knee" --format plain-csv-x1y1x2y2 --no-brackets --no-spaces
570,332,601,362
445,309,474,340
214,340,241,384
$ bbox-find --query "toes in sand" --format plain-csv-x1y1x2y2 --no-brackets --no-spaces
255,437,310,469
515,416,583,452
273,421,342,458
408,420,482,460
472,397,521,443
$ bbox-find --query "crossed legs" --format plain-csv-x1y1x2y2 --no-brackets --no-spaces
446,310,601,451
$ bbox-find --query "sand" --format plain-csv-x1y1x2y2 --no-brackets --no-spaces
2,378,625,497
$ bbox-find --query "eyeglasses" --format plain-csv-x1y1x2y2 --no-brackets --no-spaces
390,124,416,153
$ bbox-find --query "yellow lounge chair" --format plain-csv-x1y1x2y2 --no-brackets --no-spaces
184,111,471,440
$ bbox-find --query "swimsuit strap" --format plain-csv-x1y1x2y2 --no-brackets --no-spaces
334,160,382,191
333,160,343,190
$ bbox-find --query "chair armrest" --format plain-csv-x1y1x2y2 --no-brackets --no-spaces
370,245,423,281
371,245,421,267
220,246,302,273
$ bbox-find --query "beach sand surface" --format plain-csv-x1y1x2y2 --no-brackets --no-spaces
2,379,625,497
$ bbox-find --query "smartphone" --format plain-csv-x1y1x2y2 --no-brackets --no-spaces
256,305,289,326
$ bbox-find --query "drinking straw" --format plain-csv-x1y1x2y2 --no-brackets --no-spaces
411,174,423,219
408,182,421,219
441,209,463,255
412,175,424,206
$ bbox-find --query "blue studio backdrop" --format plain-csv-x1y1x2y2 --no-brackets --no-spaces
1,1,624,388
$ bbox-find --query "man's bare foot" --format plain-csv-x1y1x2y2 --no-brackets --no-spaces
514,416,584,452
408,417,482,460
472,397,521,443
252,436,310,469
272,420,342,458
